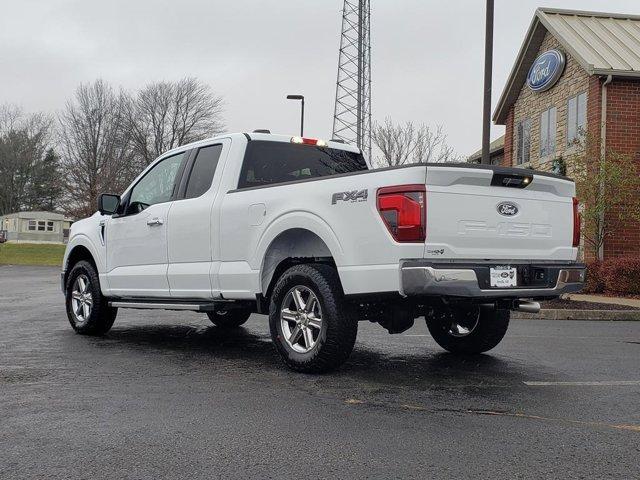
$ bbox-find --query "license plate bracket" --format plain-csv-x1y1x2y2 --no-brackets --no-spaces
490,266,518,288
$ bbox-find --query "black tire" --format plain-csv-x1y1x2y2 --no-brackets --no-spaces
269,264,357,373
206,307,251,328
425,305,509,354
65,260,117,335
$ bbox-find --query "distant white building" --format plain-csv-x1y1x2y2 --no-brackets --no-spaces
0,211,73,244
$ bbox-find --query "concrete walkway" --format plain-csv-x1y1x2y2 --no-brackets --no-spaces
512,293,640,320
512,309,640,321
567,294,640,309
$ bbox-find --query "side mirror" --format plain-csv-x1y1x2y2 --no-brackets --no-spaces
98,193,120,215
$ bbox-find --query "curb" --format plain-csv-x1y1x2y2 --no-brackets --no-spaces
567,294,640,309
512,309,640,321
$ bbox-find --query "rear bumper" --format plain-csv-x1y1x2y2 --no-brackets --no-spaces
400,260,585,298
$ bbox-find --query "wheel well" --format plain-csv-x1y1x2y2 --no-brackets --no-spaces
64,246,96,285
261,229,338,303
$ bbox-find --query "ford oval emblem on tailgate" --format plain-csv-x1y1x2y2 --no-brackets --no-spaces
497,202,519,216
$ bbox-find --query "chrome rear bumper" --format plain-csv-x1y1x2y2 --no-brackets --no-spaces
400,261,585,298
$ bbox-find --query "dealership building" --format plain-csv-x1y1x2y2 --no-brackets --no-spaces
491,7,640,260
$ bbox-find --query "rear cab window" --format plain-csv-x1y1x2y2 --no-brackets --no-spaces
238,140,367,189
184,144,223,199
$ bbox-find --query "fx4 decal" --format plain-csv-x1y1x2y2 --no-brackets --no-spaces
331,189,368,205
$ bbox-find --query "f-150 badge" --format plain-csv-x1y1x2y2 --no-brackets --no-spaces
332,189,368,204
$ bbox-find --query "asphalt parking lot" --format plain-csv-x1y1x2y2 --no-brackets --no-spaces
1,265,639,479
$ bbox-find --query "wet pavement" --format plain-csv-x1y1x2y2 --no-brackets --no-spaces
1,266,639,479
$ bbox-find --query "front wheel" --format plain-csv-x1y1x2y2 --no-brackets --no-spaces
65,260,117,335
425,305,509,354
269,264,357,373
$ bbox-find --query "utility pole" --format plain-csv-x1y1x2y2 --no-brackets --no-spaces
481,0,494,165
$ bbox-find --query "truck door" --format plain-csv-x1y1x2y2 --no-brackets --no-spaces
105,151,187,297
167,139,230,299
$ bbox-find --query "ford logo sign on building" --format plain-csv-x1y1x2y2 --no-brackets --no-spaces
497,202,519,217
527,49,565,92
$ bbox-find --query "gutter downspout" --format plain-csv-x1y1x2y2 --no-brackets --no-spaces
598,75,613,261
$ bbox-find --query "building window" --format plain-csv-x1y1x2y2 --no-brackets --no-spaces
567,92,587,146
28,220,36,231
516,119,531,165
46,221,55,232
37,220,46,231
540,106,557,158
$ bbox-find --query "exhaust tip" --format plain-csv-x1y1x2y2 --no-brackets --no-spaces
513,300,541,314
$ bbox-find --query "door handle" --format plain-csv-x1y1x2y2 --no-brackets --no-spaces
146,217,164,226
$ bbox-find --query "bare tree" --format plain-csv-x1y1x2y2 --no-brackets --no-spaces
372,117,459,168
0,105,54,215
126,77,224,166
0,104,22,132
58,80,136,218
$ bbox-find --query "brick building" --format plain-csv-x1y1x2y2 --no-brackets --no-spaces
493,8,640,260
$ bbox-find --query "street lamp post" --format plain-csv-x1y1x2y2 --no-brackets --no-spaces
286,95,305,137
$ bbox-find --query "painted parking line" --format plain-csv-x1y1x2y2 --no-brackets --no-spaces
524,380,640,386
344,400,640,432
470,410,640,432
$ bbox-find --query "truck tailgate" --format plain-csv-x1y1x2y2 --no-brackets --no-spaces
424,165,577,261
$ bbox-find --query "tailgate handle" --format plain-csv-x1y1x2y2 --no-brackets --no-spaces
491,172,533,189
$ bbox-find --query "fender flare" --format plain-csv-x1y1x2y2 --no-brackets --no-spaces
63,234,104,273
254,211,345,293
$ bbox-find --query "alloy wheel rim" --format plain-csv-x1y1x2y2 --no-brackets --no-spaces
280,286,323,354
71,274,93,323
448,308,480,337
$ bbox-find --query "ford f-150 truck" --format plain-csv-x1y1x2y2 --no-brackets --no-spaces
62,132,585,372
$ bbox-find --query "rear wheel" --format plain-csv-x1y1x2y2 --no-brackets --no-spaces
269,264,357,373
65,260,117,335
206,307,251,328
425,305,509,354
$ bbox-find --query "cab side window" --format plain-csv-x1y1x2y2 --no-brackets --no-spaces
127,152,185,215
184,145,223,199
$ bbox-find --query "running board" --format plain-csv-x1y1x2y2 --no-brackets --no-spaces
108,301,219,312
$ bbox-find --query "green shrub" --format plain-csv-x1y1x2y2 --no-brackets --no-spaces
582,261,605,294
600,256,640,296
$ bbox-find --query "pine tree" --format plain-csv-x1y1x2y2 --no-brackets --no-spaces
28,148,62,212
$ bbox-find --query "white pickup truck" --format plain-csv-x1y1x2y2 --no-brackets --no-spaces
62,132,585,372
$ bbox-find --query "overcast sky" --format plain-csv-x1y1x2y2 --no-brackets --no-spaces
2,0,639,156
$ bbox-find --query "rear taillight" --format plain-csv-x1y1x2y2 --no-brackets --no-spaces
572,197,581,247
377,184,426,242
